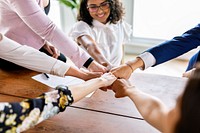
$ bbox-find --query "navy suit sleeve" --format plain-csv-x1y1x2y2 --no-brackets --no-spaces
146,24,200,66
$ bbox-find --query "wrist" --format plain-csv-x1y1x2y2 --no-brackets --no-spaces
83,57,94,68
126,58,144,71
126,87,140,97
87,77,104,88
95,77,109,88
125,62,134,73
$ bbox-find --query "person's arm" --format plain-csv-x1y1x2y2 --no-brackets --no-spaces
111,79,168,132
147,24,200,66
0,88,74,133
68,72,116,102
77,35,113,70
111,24,200,79
0,73,116,132
0,34,101,80
9,0,105,72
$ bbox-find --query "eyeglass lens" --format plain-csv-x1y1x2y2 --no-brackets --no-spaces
87,2,110,12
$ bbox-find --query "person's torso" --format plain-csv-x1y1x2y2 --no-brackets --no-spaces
70,20,130,66
92,21,124,66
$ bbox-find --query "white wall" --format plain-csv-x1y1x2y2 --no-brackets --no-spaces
51,0,198,60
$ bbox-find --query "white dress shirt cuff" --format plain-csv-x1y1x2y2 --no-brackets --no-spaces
0,35,70,77
138,52,156,70
51,60,70,77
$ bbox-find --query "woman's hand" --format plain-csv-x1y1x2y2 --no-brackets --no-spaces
65,66,102,81
88,60,107,73
99,72,117,87
43,41,60,59
111,79,135,98
110,58,144,79
110,64,133,79
80,68,102,81
101,62,113,72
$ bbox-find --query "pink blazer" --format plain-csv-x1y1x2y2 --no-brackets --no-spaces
0,0,90,68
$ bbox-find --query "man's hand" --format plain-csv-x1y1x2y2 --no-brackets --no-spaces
110,64,133,79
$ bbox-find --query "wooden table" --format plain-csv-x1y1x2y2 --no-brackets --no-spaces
0,67,187,133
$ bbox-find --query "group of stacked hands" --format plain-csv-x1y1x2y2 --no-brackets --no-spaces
0,0,200,133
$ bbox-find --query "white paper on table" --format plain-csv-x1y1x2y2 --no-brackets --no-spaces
32,74,94,97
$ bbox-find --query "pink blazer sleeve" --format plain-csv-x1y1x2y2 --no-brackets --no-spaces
8,0,90,68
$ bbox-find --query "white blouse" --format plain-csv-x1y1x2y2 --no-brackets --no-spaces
69,20,132,66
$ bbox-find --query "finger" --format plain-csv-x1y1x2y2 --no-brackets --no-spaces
107,86,112,90
100,87,107,91
93,71,103,75
46,47,53,55
51,48,59,58
54,53,59,59
52,54,58,59
57,50,61,55
50,46,56,53
115,94,119,98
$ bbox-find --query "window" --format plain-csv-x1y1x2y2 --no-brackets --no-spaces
133,0,200,40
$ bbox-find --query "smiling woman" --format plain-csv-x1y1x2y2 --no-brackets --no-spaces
69,0,132,73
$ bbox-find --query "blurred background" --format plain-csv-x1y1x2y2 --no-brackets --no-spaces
49,0,200,76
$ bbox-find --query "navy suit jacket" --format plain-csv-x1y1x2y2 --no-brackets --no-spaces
146,23,200,66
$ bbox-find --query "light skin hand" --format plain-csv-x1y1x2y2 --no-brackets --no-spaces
79,68,102,80
99,72,117,87
88,60,107,73
69,72,117,103
43,41,60,59
101,62,113,72
65,66,102,81
101,64,132,91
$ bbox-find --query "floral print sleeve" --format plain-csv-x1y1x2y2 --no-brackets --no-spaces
0,85,73,133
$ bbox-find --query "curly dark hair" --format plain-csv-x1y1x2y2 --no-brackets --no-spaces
77,0,125,26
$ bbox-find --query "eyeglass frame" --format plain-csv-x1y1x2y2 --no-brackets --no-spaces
87,1,110,13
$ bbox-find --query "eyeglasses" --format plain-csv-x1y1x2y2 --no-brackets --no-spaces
87,1,110,13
